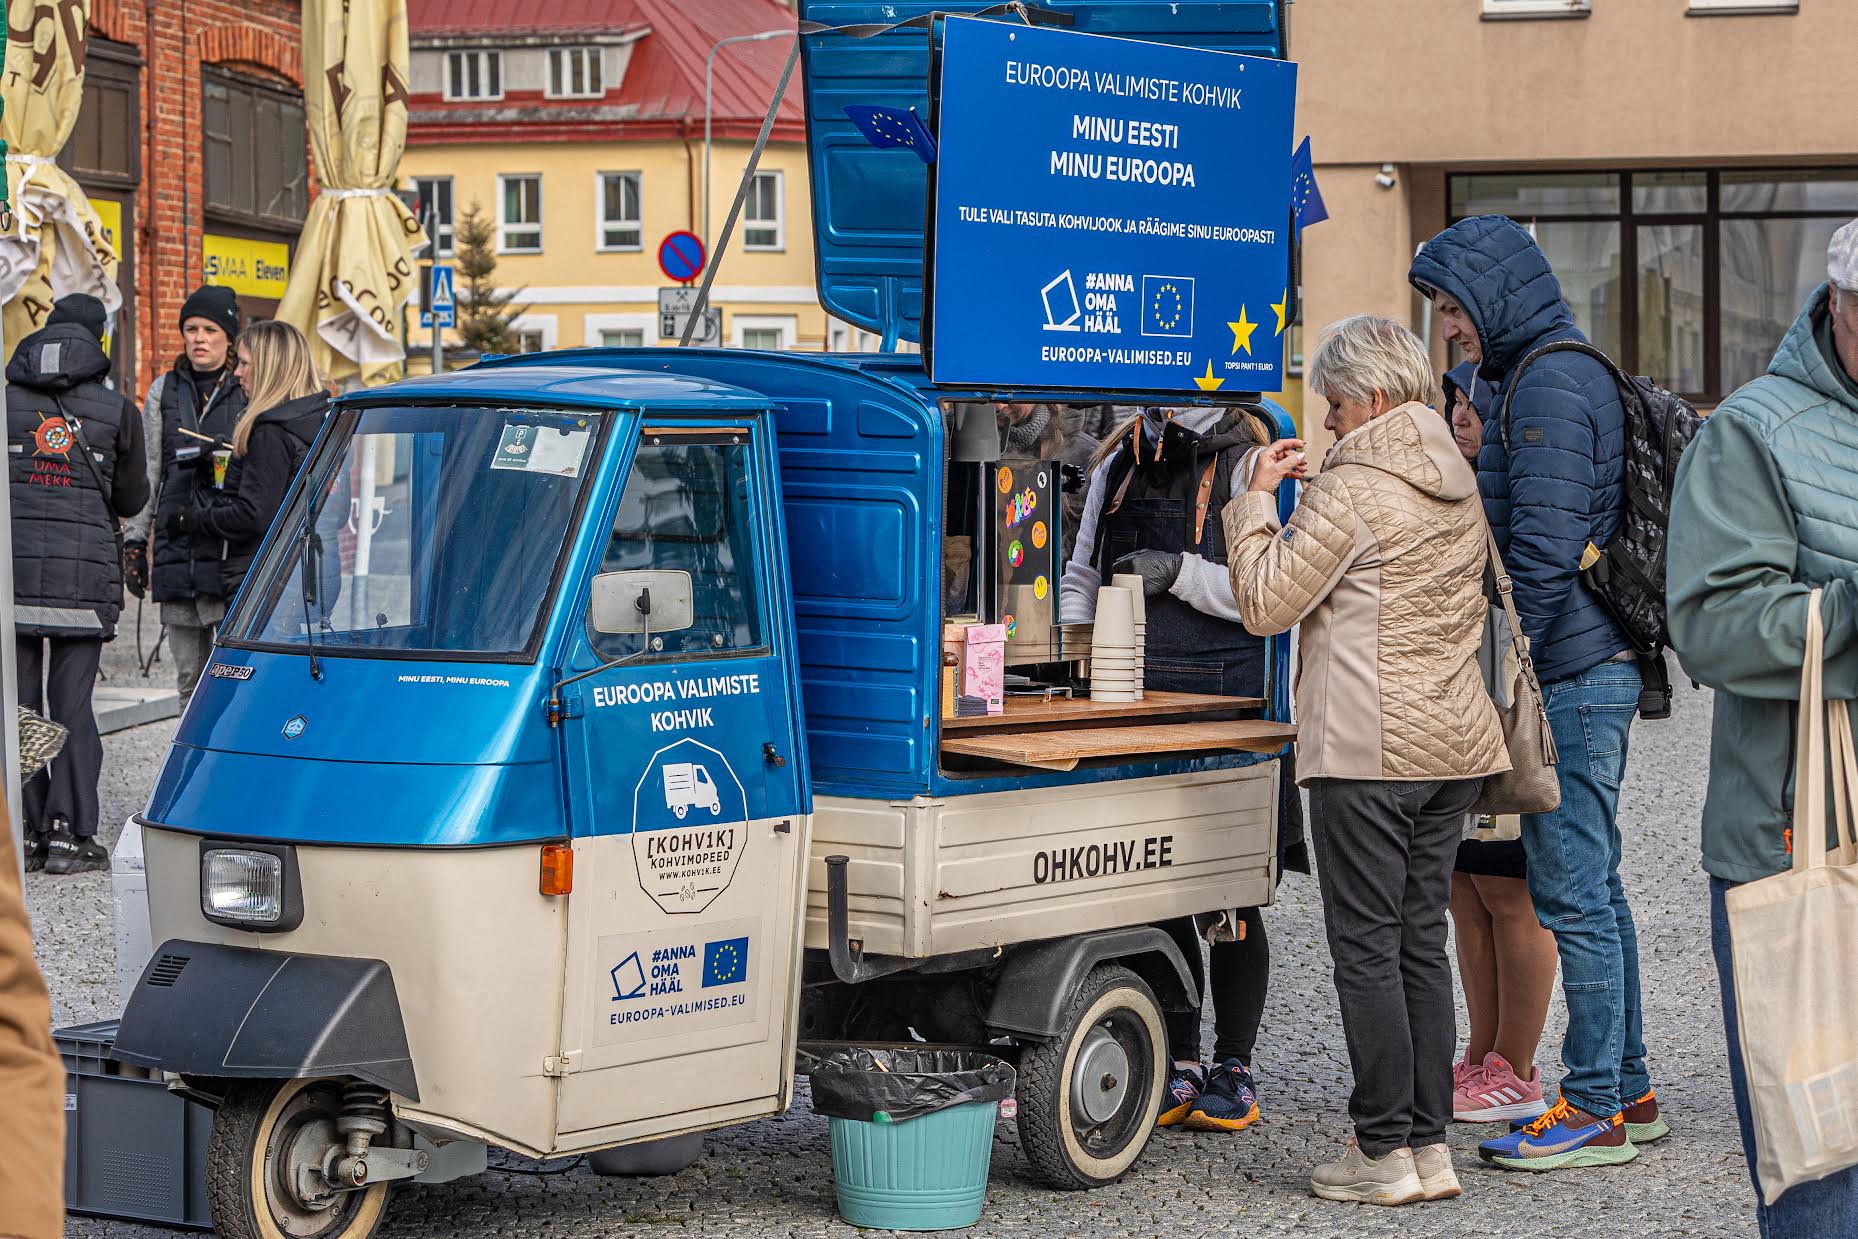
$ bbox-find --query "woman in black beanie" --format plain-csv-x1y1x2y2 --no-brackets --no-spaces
124,285,247,706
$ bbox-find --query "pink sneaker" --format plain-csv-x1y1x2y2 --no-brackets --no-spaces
1454,1052,1548,1123
1452,1054,1482,1095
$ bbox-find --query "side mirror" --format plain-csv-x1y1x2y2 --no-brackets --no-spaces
590,570,694,635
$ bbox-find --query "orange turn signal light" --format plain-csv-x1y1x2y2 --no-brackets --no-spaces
540,844,574,896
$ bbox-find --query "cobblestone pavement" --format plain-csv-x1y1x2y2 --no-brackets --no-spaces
31,660,1755,1238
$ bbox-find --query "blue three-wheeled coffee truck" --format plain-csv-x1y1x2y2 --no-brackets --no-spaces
111,3,1304,1235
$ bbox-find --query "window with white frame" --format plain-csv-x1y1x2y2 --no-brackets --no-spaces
547,47,603,99
1481,0,1590,17
731,315,796,350
498,174,542,253
413,176,454,256
1686,0,1797,11
584,313,656,349
445,50,503,100
598,172,642,250
744,171,784,251
516,329,547,354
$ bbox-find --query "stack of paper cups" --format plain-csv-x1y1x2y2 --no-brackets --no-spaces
1111,574,1148,700
1092,586,1140,703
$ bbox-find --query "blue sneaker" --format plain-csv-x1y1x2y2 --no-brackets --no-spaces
1480,1097,1637,1171
1184,1058,1260,1132
1157,1063,1205,1128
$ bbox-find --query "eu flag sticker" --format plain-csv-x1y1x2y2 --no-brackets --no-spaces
703,936,749,988
1141,275,1195,339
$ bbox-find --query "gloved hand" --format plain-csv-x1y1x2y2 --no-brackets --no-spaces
1112,549,1182,598
123,540,148,598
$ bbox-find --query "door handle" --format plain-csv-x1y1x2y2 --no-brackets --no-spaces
762,742,786,768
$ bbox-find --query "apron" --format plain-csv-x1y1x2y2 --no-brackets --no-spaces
1093,412,1308,874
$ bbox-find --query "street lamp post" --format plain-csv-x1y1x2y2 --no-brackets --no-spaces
704,29,796,255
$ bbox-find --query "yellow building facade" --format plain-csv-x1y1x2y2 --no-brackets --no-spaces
401,0,879,368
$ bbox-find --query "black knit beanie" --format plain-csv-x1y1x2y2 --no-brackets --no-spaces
46,293,108,343
179,284,241,342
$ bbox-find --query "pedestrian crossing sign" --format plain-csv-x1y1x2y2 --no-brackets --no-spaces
421,264,455,329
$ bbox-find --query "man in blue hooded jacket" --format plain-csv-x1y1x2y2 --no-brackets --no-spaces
1410,216,1664,1172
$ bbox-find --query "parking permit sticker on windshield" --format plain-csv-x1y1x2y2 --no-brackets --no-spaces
491,423,589,477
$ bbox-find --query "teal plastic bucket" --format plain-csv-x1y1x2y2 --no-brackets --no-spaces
828,1100,999,1231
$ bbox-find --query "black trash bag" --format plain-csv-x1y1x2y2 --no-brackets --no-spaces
808,1048,1016,1124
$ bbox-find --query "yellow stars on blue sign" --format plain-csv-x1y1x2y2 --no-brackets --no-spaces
1194,360,1224,392
1271,291,1289,336
1151,281,1186,333
1228,306,1258,356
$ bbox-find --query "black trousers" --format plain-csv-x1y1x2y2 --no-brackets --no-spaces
1307,777,1481,1158
1163,908,1268,1066
16,636,104,838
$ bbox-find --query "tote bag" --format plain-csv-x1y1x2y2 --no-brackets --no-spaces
1726,589,1858,1204
1469,523,1560,817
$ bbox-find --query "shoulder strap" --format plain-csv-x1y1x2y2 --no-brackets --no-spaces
56,398,126,564
1497,339,1630,454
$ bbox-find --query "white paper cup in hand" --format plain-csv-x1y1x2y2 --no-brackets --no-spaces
1111,574,1148,625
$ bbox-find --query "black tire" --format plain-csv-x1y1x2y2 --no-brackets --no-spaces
1014,963,1165,1190
207,1079,392,1239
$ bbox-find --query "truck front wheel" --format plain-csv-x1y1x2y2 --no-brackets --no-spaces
1014,963,1164,1190
207,1078,392,1239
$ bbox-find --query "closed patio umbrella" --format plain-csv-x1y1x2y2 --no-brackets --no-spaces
278,0,428,387
0,0,122,353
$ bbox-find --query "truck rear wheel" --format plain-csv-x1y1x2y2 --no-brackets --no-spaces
207,1078,392,1239
1014,963,1164,1190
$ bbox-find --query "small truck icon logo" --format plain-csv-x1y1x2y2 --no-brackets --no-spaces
662,761,722,819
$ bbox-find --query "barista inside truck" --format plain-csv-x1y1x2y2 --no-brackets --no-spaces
1058,404,1309,1134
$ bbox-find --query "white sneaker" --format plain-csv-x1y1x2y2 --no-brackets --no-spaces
1310,1139,1424,1206
1413,1142,1462,1201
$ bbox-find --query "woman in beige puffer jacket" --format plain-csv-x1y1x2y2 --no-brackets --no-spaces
1225,315,1507,1208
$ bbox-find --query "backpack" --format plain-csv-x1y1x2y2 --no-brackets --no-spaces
1500,340,1703,720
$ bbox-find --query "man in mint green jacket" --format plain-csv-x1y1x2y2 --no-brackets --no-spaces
1667,218,1858,1234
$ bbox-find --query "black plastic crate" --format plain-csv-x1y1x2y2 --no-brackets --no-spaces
57,1020,212,1230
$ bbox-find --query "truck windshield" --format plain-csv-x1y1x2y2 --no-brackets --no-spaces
221,404,604,661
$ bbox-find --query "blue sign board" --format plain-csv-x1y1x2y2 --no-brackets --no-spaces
929,18,1297,395
420,264,455,329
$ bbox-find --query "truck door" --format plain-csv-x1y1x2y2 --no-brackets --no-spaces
552,424,809,1149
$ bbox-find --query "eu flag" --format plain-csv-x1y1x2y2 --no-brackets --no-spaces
1140,275,1195,339
702,936,749,987
1291,137,1329,233
844,105,938,164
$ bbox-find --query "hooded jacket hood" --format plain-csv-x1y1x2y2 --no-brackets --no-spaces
253,390,330,444
1773,284,1858,409
1409,215,1577,381
6,322,112,392
1325,402,1481,503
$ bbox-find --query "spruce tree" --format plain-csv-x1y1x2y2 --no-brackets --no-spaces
454,200,525,357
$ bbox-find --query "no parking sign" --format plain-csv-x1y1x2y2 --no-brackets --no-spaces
657,231,706,284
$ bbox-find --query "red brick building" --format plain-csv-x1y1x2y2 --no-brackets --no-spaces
65,0,312,397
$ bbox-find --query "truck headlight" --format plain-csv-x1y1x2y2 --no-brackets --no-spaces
200,845,302,931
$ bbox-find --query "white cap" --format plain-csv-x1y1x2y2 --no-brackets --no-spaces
1831,218,1858,292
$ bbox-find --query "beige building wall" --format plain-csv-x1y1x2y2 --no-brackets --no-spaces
1289,0,1858,460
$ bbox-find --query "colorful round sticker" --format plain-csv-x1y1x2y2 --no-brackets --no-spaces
1031,521,1048,550
1034,575,1049,600
1004,614,1018,639
996,466,1013,493
1008,540,1025,567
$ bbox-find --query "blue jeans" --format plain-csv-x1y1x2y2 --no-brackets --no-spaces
1712,877,1858,1236
1521,658,1649,1118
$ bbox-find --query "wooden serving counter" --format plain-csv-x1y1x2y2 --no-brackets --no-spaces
939,690,1297,772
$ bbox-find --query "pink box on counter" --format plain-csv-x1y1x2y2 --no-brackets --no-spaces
961,623,1007,715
